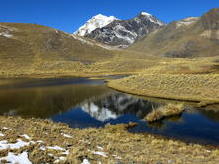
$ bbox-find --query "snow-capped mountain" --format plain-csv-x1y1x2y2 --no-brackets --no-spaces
75,12,165,48
74,14,118,36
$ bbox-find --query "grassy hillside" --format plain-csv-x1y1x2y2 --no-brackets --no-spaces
108,55,219,103
0,22,166,77
129,8,219,58
108,73,219,103
0,23,114,76
1,9,218,78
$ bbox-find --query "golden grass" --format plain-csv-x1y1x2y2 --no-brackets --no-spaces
0,23,219,107
0,22,218,79
145,103,185,122
108,73,219,103
1,116,219,163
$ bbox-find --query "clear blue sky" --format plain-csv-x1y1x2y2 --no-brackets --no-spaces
0,0,218,33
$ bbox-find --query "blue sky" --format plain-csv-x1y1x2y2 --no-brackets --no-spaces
0,0,218,33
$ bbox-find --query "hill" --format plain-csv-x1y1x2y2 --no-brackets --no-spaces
0,23,114,77
129,8,219,58
0,23,169,78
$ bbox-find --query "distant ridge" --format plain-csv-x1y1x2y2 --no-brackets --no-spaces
75,12,164,48
129,8,219,58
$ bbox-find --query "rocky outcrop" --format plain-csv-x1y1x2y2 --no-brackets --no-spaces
85,12,164,48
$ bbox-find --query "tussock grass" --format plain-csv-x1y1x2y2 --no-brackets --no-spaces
108,74,219,103
145,103,185,122
0,116,219,163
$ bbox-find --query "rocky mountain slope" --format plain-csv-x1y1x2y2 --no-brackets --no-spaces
75,12,164,48
129,8,219,58
74,14,118,36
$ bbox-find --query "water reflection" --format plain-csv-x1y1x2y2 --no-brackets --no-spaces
80,93,160,122
0,83,110,118
1,78,219,145
52,92,219,145
199,105,219,122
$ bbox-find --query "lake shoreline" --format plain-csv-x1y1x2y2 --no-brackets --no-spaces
107,74,219,104
0,116,219,163
0,72,134,80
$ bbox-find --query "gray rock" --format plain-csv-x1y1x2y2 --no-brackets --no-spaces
85,12,165,47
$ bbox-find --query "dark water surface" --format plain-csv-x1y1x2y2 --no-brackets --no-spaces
0,77,219,145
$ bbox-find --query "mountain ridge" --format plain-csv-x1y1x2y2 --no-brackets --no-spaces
129,8,219,58
75,12,165,48
74,14,118,36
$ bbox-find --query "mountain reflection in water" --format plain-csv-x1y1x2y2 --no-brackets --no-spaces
80,93,159,122
52,92,219,145
1,78,219,145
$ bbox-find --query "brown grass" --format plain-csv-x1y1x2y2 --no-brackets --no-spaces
0,116,219,163
0,22,218,79
108,73,219,103
145,103,185,122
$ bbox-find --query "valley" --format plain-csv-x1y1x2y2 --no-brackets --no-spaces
0,7,219,164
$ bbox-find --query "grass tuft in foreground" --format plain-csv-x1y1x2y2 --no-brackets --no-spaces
1,116,219,163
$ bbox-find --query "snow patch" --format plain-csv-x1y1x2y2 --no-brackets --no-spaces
61,150,69,155
0,32,13,38
48,153,53,156
20,134,31,140
141,12,152,17
47,146,66,151
40,145,69,154
39,146,46,151
61,133,73,138
81,159,90,164
140,12,164,26
0,152,32,164
0,132,4,137
36,140,44,143
97,146,104,150
54,156,66,163
93,151,108,157
0,139,34,150
75,14,118,36
113,154,122,160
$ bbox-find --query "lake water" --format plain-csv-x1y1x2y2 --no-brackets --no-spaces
0,77,219,145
